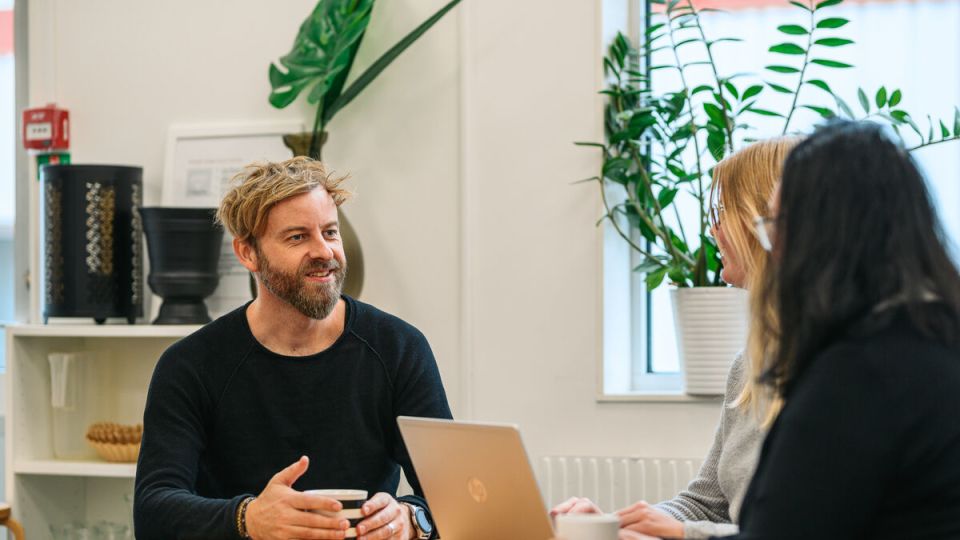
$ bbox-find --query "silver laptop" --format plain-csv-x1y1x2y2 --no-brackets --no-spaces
398,416,555,540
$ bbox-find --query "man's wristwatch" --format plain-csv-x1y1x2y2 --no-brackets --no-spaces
402,502,433,539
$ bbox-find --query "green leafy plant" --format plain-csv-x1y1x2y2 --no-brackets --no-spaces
269,0,462,159
584,0,960,290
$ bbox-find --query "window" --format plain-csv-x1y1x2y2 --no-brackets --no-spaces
0,0,15,373
604,0,960,394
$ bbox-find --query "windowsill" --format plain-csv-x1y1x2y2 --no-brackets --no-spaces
598,392,723,403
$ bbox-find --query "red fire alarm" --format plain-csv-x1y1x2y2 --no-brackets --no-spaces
23,104,70,151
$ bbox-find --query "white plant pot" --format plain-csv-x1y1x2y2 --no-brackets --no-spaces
670,287,749,396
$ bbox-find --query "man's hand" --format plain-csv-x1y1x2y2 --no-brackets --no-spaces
245,456,351,540
549,497,604,517
616,501,683,539
355,492,412,540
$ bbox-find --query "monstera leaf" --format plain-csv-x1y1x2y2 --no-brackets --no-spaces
268,0,374,111
269,0,463,158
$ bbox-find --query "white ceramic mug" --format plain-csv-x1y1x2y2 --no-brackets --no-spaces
304,489,368,539
554,513,620,540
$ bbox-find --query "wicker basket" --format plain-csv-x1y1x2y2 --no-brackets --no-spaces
86,422,142,463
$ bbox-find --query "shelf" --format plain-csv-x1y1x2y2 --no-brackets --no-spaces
4,323,202,338
14,459,136,478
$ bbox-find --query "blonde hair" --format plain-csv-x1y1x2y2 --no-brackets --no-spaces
709,136,801,426
216,157,352,245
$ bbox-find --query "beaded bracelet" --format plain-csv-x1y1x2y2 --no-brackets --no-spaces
236,496,255,538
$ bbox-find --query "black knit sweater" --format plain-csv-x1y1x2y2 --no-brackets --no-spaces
134,296,452,539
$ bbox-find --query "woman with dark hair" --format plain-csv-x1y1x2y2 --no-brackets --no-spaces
707,120,960,539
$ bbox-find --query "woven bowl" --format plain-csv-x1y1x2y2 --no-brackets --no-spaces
86,422,143,463
88,440,141,463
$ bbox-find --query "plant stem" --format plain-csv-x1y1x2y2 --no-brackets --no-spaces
783,0,815,134
907,136,960,152
599,180,669,268
612,60,695,271
308,104,325,160
686,0,735,154
664,6,708,279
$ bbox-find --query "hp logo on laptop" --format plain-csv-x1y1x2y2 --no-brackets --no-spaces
467,476,488,503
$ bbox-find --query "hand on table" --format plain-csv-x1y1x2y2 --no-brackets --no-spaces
356,492,413,540
246,456,351,539
617,501,683,539
618,529,662,540
550,497,604,516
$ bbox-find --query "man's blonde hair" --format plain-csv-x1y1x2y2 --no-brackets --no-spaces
216,157,352,245
708,136,802,426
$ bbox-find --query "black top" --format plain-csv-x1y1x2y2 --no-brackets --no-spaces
134,296,452,539
714,310,960,540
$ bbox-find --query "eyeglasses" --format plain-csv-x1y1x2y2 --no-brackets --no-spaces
754,216,776,252
710,202,725,228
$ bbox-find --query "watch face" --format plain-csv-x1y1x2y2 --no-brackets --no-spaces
414,507,433,533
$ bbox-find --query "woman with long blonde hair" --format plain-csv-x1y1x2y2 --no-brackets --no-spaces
553,136,799,539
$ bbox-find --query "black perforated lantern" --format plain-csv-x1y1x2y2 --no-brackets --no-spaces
42,165,144,324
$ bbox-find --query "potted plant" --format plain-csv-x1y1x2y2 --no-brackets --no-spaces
585,0,960,394
268,0,462,297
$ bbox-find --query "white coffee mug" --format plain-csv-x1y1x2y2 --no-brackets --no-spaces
554,513,619,540
304,489,368,539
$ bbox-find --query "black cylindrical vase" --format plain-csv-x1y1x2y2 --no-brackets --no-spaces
42,165,144,324
140,207,223,324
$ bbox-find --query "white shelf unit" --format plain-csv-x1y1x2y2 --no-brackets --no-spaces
4,324,199,534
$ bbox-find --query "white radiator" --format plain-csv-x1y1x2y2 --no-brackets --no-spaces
538,456,703,511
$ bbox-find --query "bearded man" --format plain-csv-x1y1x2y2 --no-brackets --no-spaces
135,157,451,540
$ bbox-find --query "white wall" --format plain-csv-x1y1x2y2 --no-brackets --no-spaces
460,0,720,462
23,0,723,475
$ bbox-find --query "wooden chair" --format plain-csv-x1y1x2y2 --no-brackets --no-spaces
0,502,25,540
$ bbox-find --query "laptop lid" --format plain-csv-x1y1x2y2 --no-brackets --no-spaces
398,416,555,540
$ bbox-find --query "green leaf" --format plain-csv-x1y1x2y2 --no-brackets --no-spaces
723,81,740,99
801,105,836,118
707,130,726,161
269,0,376,110
323,0,463,125
816,0,843,9
574,142,606,148
708,37,743,45
814,37,854,47
940,120,951,139
646,22,666,35
857,88,870,113
767,82,794,94
954,107,960,136
889,89,902,107
769,43,807,55
703,103,726,125
668,266,689,287
742,84,764,100
778,24,809,35
811,58,853,68
805,79,833,94
766,65,801,74
658,188,679,207
634,258,665,274
816,17,850,28
928,115,935,141
789,1,813,11
890,109,910,122
646,267,668,290
875,87,887,108
692,84,714,95
834,95,855,118
747,107,785,118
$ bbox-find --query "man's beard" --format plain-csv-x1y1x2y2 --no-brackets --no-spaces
255,248,346,320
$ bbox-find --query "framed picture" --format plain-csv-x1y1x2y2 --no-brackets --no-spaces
160,121,304,319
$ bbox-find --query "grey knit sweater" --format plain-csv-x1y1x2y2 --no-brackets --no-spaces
654,353,763,539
